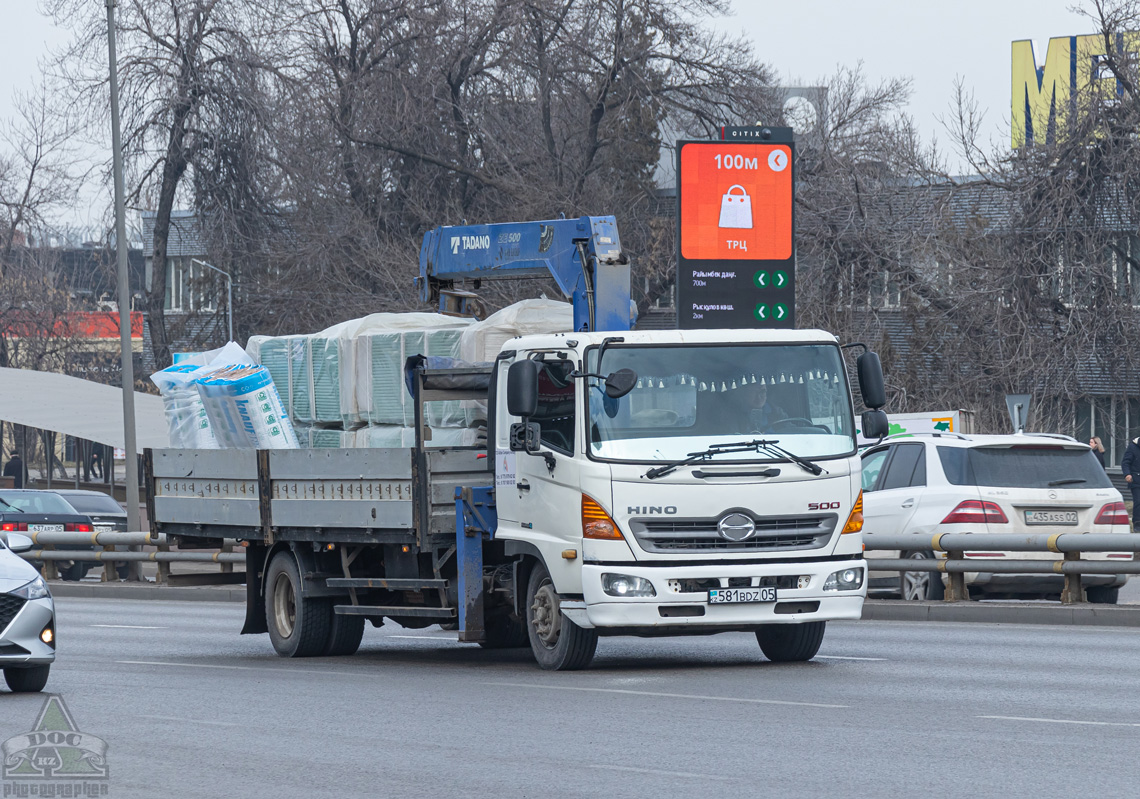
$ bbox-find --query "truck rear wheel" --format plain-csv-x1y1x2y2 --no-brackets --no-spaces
525,563,597,670
265,552,332,658
755,621,826,662
324,613,366,656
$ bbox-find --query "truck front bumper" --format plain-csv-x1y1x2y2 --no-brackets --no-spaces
573,559,866,630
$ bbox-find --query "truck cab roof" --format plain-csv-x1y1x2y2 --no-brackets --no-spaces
508,327,841,351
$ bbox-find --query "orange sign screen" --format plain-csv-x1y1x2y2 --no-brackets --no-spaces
679,143,792,261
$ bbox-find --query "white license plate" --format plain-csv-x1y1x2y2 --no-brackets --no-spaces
95,524,115,533
1024,510,1078,525
28,524,64,533
708,587,777,604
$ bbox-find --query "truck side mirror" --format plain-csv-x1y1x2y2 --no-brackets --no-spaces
861,409,890,441
604,368,637,399
506,360,540,417
856,352,887,409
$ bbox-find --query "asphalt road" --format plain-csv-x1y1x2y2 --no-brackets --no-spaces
2,598,1138,798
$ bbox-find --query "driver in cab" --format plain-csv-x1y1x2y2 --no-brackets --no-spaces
733,381,786,433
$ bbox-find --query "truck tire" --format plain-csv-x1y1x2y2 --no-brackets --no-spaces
755,621,826,663
265,552,332,658
525,563,597,670
4,664,50,693
1086,586,1119,604
479,612,529,649
324,613,366,656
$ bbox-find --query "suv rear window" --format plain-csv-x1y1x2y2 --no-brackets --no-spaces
936,445,1113,489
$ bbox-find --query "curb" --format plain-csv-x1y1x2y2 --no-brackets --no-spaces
49,582,245,603
862,598,1140,627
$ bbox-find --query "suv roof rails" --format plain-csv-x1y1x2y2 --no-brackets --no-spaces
1019,432,1081,443
882,431,971,442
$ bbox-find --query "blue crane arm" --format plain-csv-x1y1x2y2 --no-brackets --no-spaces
418,215,631,332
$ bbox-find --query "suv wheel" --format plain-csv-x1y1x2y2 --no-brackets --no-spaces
898,550,944,601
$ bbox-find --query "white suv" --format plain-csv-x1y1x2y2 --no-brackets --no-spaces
861,432,1130,603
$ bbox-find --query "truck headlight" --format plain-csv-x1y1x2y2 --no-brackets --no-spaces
823,568,864,591
11,576,50,601
601,573,656,598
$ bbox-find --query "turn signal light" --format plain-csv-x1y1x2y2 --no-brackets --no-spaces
841,491,864,534
942,500,1008,525
582,495,623,540
1095,502,1130,526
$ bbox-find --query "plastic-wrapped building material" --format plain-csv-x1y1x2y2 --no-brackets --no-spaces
458,299,573,363
196,365,300,449
151,364,220,449
352,425,483,448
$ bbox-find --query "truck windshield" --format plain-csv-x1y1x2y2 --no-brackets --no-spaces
588,344,856,462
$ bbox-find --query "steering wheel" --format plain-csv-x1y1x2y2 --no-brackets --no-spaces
768,417,817,431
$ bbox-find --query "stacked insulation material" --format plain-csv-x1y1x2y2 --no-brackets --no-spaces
196,364,300,449
151,364,221,449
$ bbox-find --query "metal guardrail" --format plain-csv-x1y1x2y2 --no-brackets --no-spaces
865,533,1140,603
16,530,244,585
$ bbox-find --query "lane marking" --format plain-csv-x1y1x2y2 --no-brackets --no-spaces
388,635,459,640
979,715,1140,728
142,715,244,728
484,682,848,709
588,764,733,781
91,624,168,629
815,655,886,661
116,660,365,677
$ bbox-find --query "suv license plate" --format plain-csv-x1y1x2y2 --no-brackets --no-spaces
1024,510,1078,525
708,587,777,604
28,524,64,533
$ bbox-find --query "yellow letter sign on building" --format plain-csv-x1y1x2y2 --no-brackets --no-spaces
1013,33,1140,147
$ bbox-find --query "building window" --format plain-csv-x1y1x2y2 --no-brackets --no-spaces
165,257,217,313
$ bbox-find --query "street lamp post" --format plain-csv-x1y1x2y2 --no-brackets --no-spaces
192,259,233,342
106,0,141,541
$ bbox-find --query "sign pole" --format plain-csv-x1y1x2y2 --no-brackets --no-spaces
107,0,141,538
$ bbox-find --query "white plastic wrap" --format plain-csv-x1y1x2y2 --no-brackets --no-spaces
151,364,220,449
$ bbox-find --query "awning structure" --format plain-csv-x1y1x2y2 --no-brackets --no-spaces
0,367,170,450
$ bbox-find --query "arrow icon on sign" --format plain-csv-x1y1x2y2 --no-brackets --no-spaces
774,303,788,320
774,270,788,288
754,304,768,321
754,271,768,288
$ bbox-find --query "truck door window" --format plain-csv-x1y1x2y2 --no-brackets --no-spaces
534,360,576,453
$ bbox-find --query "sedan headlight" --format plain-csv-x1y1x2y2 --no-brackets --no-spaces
823,567,864,591
11,576,51,601
601,573,656,598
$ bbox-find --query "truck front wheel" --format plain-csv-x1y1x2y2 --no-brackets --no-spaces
265,551,332,657
525,563,597,670
755,621,826,662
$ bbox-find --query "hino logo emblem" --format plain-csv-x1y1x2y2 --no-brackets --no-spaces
717,513,756,542
628,506,677,515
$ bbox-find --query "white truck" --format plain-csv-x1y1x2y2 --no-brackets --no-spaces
145,326,888,670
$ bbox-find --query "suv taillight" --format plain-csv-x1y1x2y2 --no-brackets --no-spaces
942,500,1009,525
1095,502,1130,526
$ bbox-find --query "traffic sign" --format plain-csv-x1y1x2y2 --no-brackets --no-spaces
676,128,795,330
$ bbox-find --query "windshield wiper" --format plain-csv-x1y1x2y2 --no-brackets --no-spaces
0,497,24,512
1047,478,1087,487
644,439,826,480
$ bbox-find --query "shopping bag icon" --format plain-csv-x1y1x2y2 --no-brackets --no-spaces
718,185,753,229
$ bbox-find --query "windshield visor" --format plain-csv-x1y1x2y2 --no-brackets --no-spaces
588,344,855,462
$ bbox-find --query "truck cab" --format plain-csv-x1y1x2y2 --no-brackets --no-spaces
493,328,872,667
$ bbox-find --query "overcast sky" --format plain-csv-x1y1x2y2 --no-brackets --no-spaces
0,1,1101,226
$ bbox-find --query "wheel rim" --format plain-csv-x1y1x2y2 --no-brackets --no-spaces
272,572,297,638
901,553,932,601
529,579,561,649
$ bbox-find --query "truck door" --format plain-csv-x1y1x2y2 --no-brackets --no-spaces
494,355,585,564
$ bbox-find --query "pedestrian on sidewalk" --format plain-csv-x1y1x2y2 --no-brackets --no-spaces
1121,436,1140,530
3,451,27,489
1090,436,1107,469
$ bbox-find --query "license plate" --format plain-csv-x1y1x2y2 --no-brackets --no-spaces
1024,510,1078,525
28,524,64,533
95,524,115,533
708,587,777,604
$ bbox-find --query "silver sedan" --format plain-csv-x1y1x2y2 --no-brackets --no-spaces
0,532,55,692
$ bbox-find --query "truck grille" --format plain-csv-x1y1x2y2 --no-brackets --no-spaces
630,514,836,554
0,594,27,635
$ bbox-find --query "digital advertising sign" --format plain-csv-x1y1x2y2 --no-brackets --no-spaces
676,127,795,330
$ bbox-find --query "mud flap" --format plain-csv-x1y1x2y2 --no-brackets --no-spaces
241,542,269,634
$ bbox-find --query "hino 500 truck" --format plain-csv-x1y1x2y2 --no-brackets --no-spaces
145,216,889,670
